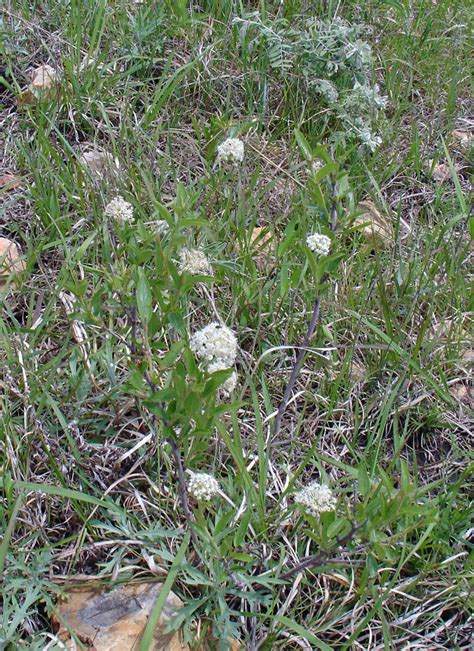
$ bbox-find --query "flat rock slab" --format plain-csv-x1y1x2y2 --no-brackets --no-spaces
54,581,189,650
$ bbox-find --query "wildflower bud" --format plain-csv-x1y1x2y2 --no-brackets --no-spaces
190,322,237,367
208,360,238,396
178,248,213,276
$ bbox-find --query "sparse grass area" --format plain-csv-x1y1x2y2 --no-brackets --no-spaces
0,1,472,649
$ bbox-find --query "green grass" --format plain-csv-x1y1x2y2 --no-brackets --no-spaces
1,1,472,649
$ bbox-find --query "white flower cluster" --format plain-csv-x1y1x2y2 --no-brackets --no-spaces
178,248,213,276
186,470,220,501
190,323,238,397
105,196,134,223
306,233,331,256
216,138,244,164
208,360,238,396
190,322,237,367
294,481,337,516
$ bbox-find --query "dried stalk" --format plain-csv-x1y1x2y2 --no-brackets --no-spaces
279,521,360,580
271,174,338,449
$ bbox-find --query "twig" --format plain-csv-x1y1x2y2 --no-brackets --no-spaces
271,288,326,448
279,521,361,580
166,436,199,548
271,170,339,449
142,368,199,547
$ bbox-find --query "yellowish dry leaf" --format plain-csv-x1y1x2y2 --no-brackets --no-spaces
17,87,37,105
353,200,393,248
0,173,22,191
244,226,274,270
31,64,58,89
53,582,189,651
452,129,472,150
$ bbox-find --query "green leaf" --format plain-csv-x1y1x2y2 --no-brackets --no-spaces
168,312,186,336
294,128,313,160
136,268,152,324
15,482,124,514
275,617,333,651
468,216,474,240
139,532,191,650
357,463,370,496
0,490,24,577
345,309,453,405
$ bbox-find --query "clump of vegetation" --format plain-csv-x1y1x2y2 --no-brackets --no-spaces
234,13,387,148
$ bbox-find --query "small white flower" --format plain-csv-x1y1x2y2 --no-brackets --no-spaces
294,481,336,516
186,470,220,501
208,360,238,396
190,322,237,367
306,233,331,256
216,137,244,164
178,248,213,276
105,196,134,223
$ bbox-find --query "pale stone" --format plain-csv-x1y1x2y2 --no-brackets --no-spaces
55,582,189,650
0,238,25,282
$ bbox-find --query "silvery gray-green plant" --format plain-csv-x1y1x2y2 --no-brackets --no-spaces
234,13,387,150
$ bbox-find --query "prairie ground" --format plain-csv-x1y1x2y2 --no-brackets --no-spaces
0,1,472,649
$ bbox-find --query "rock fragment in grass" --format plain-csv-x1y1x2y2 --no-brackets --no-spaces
349,359,367,384
31,64,59,90
53,582,188,650
457,348,474,372
18,64,60,104
80,149,119,179
0,238,26,290
449,382,474,411
452,129,472,151
353,200,393,249
430,161,451,183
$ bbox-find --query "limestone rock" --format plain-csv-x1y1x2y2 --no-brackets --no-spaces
31,64,59,90
18,64,60,104
0,237,26,288
80,149,119,178
54,581,189,650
